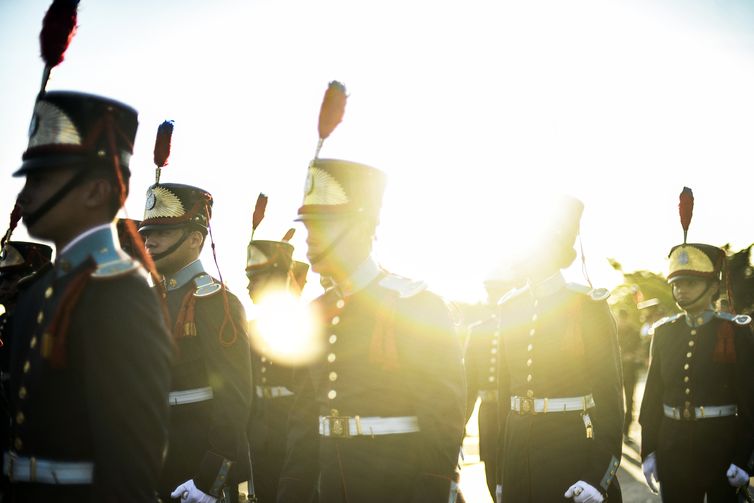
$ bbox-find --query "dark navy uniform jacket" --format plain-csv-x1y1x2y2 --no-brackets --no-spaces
639,310,754,485
6,224,172,502
277,257,466,503
495,272,624,502
158,259,252,498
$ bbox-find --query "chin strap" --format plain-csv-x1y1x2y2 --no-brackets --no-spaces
673,281,713,310
149,229,190,262
23,168,89,228
309,224,354,265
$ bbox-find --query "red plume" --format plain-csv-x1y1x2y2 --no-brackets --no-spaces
40,0,79,69
679,186,694,244
153,120,174,168
282,228,295,242
252,193,268,238
315,81,347,158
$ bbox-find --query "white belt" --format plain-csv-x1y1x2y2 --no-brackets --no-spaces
169,386,214,406
3,452,93,484
318,415,420,438
663,404,737,421
510,394,595,414
256,385,294,399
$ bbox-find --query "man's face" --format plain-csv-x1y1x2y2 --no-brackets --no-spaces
17,168,82,243
247,271,287,304
142,227,197,274
302,217,352,276
672,277,715,312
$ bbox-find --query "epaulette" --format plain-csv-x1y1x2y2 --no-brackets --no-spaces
652,313,684,330
91,257,138,278
715,311,752,326
193,274,223,297
566,282,610,301
497,285,528,306
378,273,427,299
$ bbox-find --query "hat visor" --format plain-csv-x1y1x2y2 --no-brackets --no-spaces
13,153,92,177
138,222,195,233
667,272,716,284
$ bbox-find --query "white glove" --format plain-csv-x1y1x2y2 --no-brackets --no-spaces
727,463,750,488
564,481,604,503
642,452,659,494
170,479,217,503
495,484,502,503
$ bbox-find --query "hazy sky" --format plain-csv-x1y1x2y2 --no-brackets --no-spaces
2,0,754,310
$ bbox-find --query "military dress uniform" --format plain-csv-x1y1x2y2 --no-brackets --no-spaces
4,91,173,502
496,272,624,502
245,239,307,502
139,184,253,501
277,159,466,503
464,314,502,500
639,243,754,502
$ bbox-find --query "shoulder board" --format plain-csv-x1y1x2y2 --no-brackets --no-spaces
91,258,139,279
497,285,528,307
652,313,684,330
378,274,427,299
193,274,223,297
715,311,752,326
566,282,610,301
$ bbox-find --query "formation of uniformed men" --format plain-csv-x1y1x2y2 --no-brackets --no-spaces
1,3,754,503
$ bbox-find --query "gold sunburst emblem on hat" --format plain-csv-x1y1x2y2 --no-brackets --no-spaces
144,186,185,219
302,166,349,206
28,100,82,149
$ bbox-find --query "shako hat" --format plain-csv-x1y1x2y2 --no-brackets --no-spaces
0,241,53,281
140,183,213,233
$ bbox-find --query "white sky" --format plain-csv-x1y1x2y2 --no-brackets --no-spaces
2,0,754,312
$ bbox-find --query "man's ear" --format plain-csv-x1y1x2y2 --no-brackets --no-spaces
187,230,205,250
81,177,114,209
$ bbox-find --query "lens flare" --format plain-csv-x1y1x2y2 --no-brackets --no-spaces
249,289,323,366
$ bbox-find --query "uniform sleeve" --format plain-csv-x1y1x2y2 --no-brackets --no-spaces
193,292,253,495
581,299,624,494
732,324,754,471
463,326,481,423
82,277,172,501
396,292,466,503
495,314,511,486
276,367,319,503
639,327,665,460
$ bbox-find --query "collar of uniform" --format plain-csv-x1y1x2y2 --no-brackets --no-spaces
333,256,381,297
165,259,205,291
684,309,715,328
527,271,566,299
55,223,120,278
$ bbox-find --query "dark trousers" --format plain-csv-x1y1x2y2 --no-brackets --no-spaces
622,362,638,434
659,474,737,503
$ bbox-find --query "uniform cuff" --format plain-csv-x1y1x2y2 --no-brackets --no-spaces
194,451,233,497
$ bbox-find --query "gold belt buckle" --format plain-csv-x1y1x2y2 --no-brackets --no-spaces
519,397,536,415
682,407,694,420
327,410,351,438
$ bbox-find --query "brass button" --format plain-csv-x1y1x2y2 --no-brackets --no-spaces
489,366,495,373
685,388,691,395
331,316,340,326
260,356,267,363
696,317,704,325
684,376,689,383
329,335,337,344
168,278,177,288
491,338,498,346
533,300,539,307
327,390,337,399
490,357,497,364
491,347,498,354
488,376,495,383
690,330,697,336
23,361,30,374
336,299,345,309
526,358,533,367
327,353,336,363
261,367,267,373
30,336,37,349
528,329,536,336
36,311,44,324
15,412,24,425
14,438,22,451
527,344,533,352
688,341,695,347
686,352,692,358
44,287,53,299
526,389,534,398
18,387,27,399
531,314,538,322
526,374,532,382
261,377,267,383
329,372,338,381
684,363,690,370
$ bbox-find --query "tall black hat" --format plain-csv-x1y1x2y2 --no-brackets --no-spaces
246,240,294,276
139,183,213,233
13,91,137,177
0,241,53,281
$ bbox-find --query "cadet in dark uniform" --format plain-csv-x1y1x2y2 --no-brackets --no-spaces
139,153,252,502
463,268,520,500
616,308,642,437
495,195,623,503
5,91,173,502
277,158,466,503
639,194,754,502
245,239,309,502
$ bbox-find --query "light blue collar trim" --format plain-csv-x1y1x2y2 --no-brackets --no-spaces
166,259,205,290
528,271,566,299
336,256,381,296
56,224,122,277
685,309,715,327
